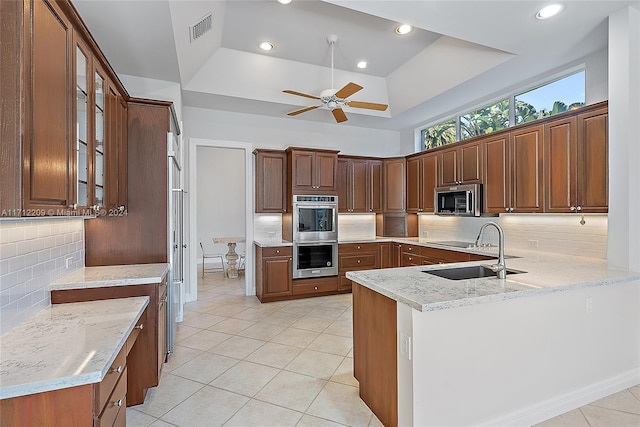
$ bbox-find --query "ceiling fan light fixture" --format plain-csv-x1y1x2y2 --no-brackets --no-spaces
356,61,367,69
395,24,413,35
258,41,274,51
536,4,563,19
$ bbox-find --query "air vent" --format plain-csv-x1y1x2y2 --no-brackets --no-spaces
190,13,212,43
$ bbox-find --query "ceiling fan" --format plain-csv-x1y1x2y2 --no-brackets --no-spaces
283,35,388,123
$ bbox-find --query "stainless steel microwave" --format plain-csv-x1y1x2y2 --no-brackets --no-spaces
434,184,481,216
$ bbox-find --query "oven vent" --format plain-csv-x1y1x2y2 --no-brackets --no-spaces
190,13,212,43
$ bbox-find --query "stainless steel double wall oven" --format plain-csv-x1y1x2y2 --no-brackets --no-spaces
292,195,338,278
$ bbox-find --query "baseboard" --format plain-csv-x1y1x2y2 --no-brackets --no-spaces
478,369,640,427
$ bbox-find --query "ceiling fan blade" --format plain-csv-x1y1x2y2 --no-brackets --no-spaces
346,100,389,111
332,108,348,123
283,90,321,100
287,105,321,116
334,82,363,99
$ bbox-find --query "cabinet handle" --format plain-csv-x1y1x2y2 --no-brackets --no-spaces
408,257,412,261
276,250,280,253
357,246,361,250
314,286,318,290
570,206,576,211
113,399,123,407
576,206,582,211
408,247,412,251
357,259,361,263
289,257,292,261
110,365,123,374
135,324,144,330
69,203,78,209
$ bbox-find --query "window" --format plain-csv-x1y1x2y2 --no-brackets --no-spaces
459,99,509,140
418,69,586,150
515,71,585,124
421,118,456,150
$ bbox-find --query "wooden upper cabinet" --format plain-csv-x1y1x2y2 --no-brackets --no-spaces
255,150,287,213
483,134,511,213
576,107,608,212
287,148,339,194
544,116,577,213
22,0,74,212
383,158,406,212
337,156,381,213
439,141,482,186
510,124,544,212
407,153,438,213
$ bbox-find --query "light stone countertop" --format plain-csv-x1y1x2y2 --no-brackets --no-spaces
254,240,293,248
0,297,149,399
347,252,640,312
50,263,169,291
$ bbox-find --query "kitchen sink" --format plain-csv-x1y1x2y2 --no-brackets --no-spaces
423,265,525,280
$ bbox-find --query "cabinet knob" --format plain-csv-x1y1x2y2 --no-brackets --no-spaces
161,297,168,303
408,257,412,261
276,250,280,253
110,365,123,374
314,286,318,290
576,206,582,211
357,259,361,263
113,399,123,407
408,247,412,251
135,324,144,330
570,206,576,211
69,203,78,209
289,257,292,261
357,246,361,250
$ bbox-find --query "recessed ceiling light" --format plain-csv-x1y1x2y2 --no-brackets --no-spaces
536,4,563,19
395,24,413,35
277,0,292,4
357,61,367,69
259,41,274,51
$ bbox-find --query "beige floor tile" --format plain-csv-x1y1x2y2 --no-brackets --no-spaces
174,324,201,343
210,360,280,397
307,382,373,426
368,414,384,427
330,357,358,387
589,389,640,414
137,373,204,418
181,311,228,329
234,307,281,321
346,348,353,358
255,370,325,412
271,328,320,348
207,317,255,334
630,385,640,401
209,335,266,359
184,299,220,314
581,405,640,427
295,414,346,427
307,333,353,356
209,303,250,317
319,299,352,310
291,316,334,333
307,307,347,320
162,345,204,373
285,349,344,380
237,322,287,341
160,385,249,427
223,399,302,427
278,305,317,316
126,407,157,427
323,320,353,338
534,409,590,427
263,311,303,327
149,421,176,427
170,352,239,384
230,296,262,308
245,342,303,369
178,330,232,351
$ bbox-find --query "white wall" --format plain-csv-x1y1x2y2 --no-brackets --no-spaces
196,147,246,259
0,219,85,335
183,106,401,157
401,279,639,426
118,74,183,124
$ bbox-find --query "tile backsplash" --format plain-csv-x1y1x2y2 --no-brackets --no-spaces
338,214,377,241
253,213,283,241
0,218,85,335
419,214,608,258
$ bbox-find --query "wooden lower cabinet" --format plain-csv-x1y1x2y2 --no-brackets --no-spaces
338,243,380,291
293,276,338,295
51,277,167,406
353,282,397,427
0,334,134,427
255,245,293,302
401,245,494,266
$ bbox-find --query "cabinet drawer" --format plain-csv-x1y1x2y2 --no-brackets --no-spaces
95,367,127,427
339,253,378,270
403,244,422,254
95,345,126,415
421,247,470,263
261,246,292,257
339,274,352,291
126,309,145,355
469,253,495,261
402,253,423,266
339,242,378,253
293,277,338,295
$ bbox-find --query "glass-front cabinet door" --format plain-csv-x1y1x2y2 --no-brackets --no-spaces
75,41,90,210
93,67,105,211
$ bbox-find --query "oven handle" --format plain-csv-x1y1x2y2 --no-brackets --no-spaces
293,240,338,245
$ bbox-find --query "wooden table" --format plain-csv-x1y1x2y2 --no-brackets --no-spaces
212,237,245,278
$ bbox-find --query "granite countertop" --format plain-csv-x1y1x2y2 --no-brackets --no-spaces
0,297,149,399
347,252,640,312
50,263,169,291
254,239,293,247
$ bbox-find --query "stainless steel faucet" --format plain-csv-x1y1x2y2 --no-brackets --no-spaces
475,221,507,279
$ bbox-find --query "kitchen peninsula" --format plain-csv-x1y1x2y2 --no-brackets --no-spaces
347,249,640,426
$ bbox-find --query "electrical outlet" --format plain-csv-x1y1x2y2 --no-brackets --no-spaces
399,332,412,360
585,296,593,314
528,240,539,248
65,257,73,269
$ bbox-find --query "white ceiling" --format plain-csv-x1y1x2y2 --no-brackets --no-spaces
72,0,638,131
